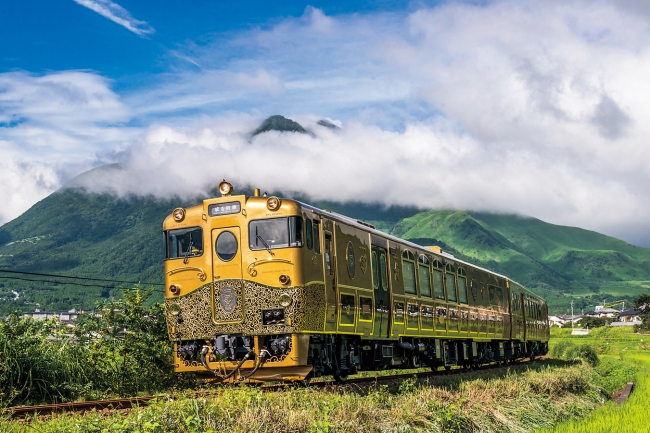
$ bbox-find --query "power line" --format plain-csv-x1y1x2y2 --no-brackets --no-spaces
0,274,165,293
0,269,163,286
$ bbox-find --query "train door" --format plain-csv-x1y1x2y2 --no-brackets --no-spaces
211,227,242,280
211,227,243,324
323,229,338,332
371,245,390,338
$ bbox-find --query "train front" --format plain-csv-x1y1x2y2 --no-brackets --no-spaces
163,181,322,383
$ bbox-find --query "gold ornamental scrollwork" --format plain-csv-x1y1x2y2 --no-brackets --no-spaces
359,255,367,274
246,258,294,277
166,266,207,281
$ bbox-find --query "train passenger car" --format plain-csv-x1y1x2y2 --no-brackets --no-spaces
163,181,549,383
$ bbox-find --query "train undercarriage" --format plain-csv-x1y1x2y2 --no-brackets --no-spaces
176,334,549,383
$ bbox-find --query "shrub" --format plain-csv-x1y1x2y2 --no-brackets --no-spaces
0,315,89,407
566,345,600,367
0,286,194,407
550,340,575,358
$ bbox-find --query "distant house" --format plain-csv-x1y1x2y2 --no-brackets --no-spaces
22,308,81,324
584,306,619,319
549,315,564,327
555,313,583,326
610,309,643,326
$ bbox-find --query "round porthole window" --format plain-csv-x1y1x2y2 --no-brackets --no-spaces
216,231,238,262
346,241,356,278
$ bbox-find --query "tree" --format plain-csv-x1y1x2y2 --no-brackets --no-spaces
578,316,608,328
633,293,650,314
633,293,650,333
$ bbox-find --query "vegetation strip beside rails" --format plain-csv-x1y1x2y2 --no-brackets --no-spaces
3,356,545,419
0,358,616,432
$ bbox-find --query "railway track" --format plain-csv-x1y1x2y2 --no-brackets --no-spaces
3,356,548,420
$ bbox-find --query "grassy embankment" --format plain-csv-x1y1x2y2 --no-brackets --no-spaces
1,361,603,432
538,327,650,433
3,327,645,432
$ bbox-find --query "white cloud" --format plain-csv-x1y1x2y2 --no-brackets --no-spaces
4,1,650,247
0,71,139,224
0,153,61,225
72,0,154,36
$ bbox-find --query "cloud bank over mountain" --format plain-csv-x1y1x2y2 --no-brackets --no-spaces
2,0,650,246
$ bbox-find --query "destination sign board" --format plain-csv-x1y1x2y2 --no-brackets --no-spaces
208,202,241,217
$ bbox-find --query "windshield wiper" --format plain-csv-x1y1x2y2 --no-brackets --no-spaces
183,236,195,264
256,235,274,256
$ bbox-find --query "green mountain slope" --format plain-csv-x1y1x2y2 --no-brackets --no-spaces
2,191,649,315
387,210,650,313
0,189,179,311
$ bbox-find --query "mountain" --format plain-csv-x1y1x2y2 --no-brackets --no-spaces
1,185,649,315
251,115,312,137
387,210,650,311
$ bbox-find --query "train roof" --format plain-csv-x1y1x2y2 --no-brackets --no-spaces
296,200,545,303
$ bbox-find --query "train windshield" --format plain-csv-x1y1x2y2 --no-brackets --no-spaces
166,227,203,259
249,217,303,250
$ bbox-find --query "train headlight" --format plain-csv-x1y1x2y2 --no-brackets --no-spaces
266,196,281,211
218,180,234,196
168,303,181,316
279,293,292,307
172,208,185,222
169,284,180,295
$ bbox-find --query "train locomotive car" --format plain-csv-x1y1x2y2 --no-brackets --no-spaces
164,181,549,383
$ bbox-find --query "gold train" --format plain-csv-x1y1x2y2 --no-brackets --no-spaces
163,181,549,383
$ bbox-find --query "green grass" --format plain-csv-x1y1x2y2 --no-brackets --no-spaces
539,328,650,433
537,352,650,433
0,361,604,432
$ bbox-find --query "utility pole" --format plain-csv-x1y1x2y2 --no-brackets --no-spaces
571,300,574,331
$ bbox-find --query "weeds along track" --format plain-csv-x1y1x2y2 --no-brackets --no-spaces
3,356,547,420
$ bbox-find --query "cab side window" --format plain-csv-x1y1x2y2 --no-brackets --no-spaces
305,218,313,250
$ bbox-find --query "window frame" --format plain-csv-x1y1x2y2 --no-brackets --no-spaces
248,216,304,251
402,249,417,295
165,226,204,260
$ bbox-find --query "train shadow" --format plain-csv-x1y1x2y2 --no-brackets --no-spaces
337,358,578,395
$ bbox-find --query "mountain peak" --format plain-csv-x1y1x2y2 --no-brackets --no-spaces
62,163,124,191
251,115,310,137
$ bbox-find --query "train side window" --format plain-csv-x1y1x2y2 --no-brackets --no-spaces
418,255,432,297
325,233,333,275
288,216,303,247
433,260,444,300
372,251,379,290
379,252,388,291
402,250,417,295
305,218,313,250
458,268,468,304
445,264,457,302
313,221,321,254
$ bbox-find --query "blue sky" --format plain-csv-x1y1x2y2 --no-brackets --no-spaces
2,1,414,83
2,0,650,247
